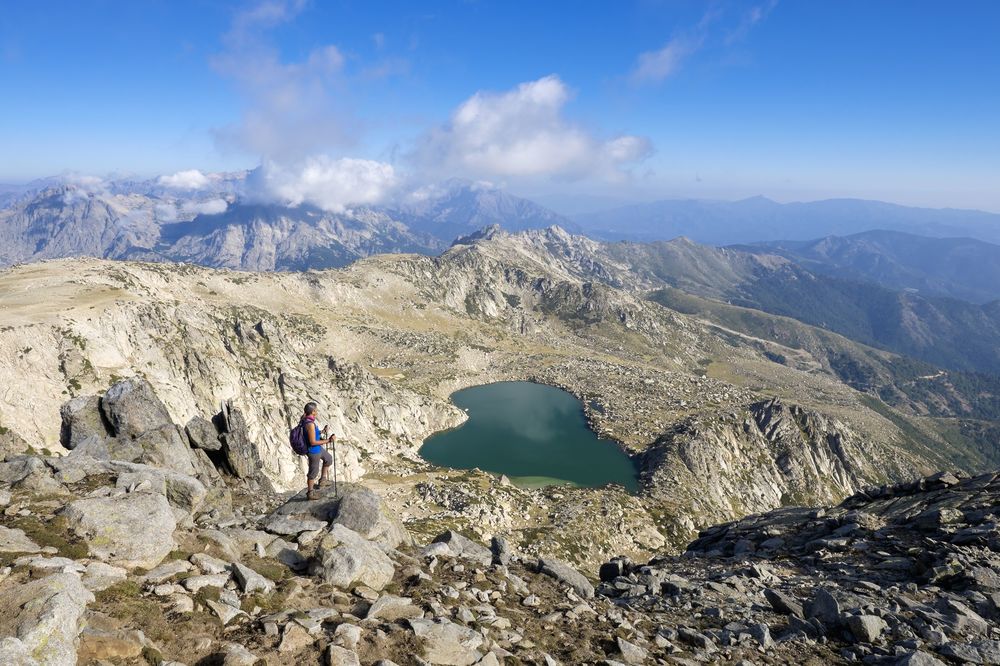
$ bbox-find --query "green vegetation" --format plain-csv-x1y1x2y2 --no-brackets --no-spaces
6,514,88,559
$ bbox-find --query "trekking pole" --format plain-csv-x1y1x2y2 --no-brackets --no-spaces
332,434,338,497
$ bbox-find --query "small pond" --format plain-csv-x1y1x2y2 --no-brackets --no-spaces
419,381,639,492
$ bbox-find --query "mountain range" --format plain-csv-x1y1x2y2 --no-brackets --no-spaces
573,195,1000,246
0,177,573,271
5,174,1000,378
740,229,1000,304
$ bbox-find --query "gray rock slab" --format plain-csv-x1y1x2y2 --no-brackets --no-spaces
0,572,95,666
232,561,275,594
185,416,222,451
538,556,595,599
331,486,410,550
59,394,110,450
0,526,41,554
408,617,485,666
62,490,177,569
366,594,423,621
265,516,328,536
311,524,395,591
112,461,207,513
432,531,492,566
847,614,887,643
101,377,173,439
327,645,362,666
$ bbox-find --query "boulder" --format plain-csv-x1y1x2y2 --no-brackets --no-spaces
432,531,492,566
327,645,362,666
220,643,259,666
77,627,146,662
59,395,110,450
101,378,173,439
847,614,887,643
617,636,648,665
213,402,264,480
111,461,208,513
365,594,423,621
893,652,948,666
939,640,1000,664
538,556,595,599
0,456,64,494
45,454,114,484
232,562,275,595
183,573,231,592
311,524,395,591
112,461,207,514
62,491,177,569
0,637,38,666
82,561,128,591
265,516,328,536
0,572,95,666
331,486,410,550
131,425,199,476
805,588,840,626
490,536,511,566
408,617,485,666
764,588,804,618
185,416,222,451
0,526,41,554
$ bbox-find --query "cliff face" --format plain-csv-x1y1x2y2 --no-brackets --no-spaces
640,398,922,546
0,261,464,490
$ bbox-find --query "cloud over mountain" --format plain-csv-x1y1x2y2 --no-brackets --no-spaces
246,157,397,212
159,169,211,190
414,75,652,181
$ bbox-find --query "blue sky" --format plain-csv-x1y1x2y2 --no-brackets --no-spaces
1,1,998,211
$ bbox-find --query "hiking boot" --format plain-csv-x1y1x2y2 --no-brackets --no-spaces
315,480,322,489
306,489,316,501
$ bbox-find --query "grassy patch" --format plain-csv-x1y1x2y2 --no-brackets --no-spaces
241,586,291,614
95,580,144,604
241,554,292,582
6,514,89,559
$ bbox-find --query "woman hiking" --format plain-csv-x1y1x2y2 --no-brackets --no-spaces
301,401,335,500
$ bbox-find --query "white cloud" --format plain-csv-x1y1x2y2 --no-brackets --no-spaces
630,36,701,84
154,197,230,222
154,203,179,221
414,75,651,180
159,169,211,190
631,3,777,85
184,198,229,216
57,173,107,204
247,156,397,212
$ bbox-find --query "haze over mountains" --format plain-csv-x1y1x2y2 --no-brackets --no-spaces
574,196,1000,246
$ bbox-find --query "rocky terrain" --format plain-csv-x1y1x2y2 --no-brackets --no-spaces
1,376,997,665
2,225,971,565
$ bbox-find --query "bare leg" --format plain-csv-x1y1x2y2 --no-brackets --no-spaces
307,477,316,500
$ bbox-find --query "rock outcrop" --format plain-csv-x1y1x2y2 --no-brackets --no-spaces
0,573,94,666
598,470,1000,664
62,490,178,569
640,397,921,545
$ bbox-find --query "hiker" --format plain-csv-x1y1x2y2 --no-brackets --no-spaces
300,401,335,500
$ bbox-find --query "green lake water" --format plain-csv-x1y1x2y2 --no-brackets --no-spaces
419,381,639,493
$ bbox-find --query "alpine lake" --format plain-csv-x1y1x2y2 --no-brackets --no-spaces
419,381,640,492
